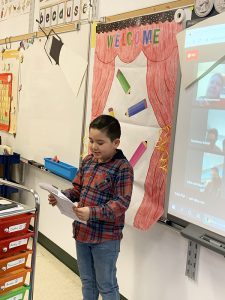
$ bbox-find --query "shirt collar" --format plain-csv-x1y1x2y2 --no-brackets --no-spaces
92,149,126,164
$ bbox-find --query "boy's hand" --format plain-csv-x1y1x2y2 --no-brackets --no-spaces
48,194,57,206
73,206,90,221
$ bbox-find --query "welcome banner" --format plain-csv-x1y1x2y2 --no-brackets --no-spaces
88,11,182,230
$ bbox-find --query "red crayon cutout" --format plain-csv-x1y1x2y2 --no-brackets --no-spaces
52,155,59,163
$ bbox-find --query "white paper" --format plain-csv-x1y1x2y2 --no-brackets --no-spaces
0,199,24,214
59,45,87,96
0,199,12,204
39,183,86,224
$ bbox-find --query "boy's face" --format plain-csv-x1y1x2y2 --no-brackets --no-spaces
89,128,120,163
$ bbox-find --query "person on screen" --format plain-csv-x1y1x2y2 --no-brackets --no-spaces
205,128,222,153
204,167,222,199
197,73,225,106
205,73,224,99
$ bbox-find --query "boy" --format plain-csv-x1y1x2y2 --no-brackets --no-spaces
48,115,134,300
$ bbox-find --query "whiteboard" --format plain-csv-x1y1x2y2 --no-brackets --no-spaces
0,15,30,39
2,24,90,167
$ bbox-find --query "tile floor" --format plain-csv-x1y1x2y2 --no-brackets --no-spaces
29,243,83,300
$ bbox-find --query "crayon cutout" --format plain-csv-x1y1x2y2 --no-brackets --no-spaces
116,69,131,94
129,141,147,168
52,155,59,163
108,107,115,117
125,99,147,117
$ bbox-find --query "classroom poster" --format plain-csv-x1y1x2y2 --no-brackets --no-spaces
86,11,182,230
0,50,20,134
39,0,89,28
0,0,31,21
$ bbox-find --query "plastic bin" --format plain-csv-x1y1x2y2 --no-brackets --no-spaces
0,153,20,180
0,152,20,198
0,153,20,165
0,213,33,239
44,158,77,181
0,268,31,295
0,186,18,198
0,250,32,274
0,285,30,300
0,231,33,259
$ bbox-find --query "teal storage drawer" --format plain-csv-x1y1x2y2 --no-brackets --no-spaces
44,158,77,181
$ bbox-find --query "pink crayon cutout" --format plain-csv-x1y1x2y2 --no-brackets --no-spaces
129,141,147,168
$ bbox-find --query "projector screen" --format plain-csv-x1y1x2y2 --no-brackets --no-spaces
167,18,225,237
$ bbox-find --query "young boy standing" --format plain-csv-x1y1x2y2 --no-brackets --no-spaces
48,115,134,300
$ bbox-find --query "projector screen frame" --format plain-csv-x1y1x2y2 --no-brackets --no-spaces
164,17,225,255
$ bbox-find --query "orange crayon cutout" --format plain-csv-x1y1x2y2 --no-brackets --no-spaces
108,107,115,117
129,141,147,168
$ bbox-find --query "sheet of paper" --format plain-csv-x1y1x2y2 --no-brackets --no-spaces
58,45,87,96
0,199,12,204
0,206,24,214
39,183,86,224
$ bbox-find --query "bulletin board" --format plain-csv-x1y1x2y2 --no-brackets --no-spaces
85,9,183,230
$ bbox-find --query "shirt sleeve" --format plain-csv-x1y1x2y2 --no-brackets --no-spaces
89,163,134,221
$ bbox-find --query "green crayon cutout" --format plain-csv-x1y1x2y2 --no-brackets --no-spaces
116,69,131,94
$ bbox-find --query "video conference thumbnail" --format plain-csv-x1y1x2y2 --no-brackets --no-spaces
185,150,224,198
189,109,225,154
194,62,225,108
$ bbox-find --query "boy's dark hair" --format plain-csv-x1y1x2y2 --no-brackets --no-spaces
208,128,218,140
89,115,121,141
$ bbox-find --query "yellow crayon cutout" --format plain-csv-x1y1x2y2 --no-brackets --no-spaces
116,69,131,94
108,107,115,117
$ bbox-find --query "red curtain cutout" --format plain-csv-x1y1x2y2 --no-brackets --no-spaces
91,21,182,229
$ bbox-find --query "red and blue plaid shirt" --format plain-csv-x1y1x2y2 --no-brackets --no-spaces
64,149,134,243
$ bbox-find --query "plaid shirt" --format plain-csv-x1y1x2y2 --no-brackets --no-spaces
63,149,134,243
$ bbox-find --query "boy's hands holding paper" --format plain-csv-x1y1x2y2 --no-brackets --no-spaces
73,206,90,222
48,194,57,206
40,183,87,224
48,192,90,222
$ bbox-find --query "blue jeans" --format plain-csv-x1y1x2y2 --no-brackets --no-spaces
76,240,120,300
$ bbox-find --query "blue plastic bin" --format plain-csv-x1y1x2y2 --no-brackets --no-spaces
44,158,78,181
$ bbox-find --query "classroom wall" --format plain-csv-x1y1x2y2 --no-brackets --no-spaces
98,0,174,17
3,1,225,299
